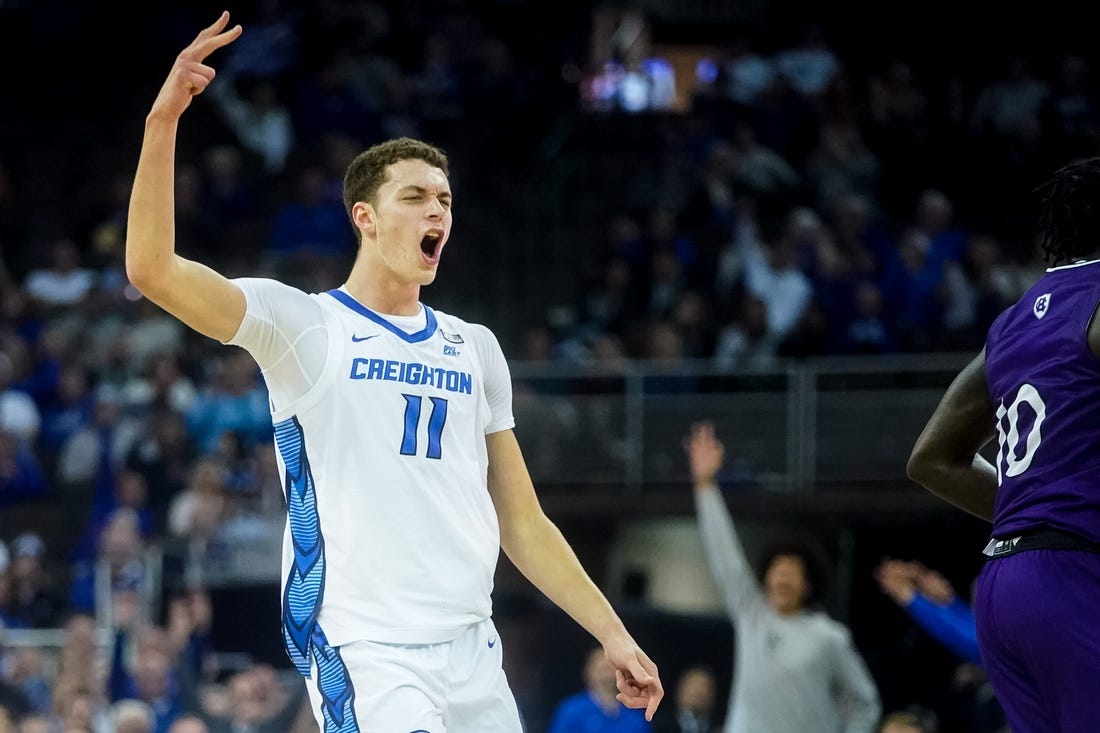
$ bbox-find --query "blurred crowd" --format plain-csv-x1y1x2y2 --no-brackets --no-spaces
1,0,1097,730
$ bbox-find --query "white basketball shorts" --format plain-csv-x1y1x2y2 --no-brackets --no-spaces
302,617,523,733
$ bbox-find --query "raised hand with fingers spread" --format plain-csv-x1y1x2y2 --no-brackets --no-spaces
151,12,242,122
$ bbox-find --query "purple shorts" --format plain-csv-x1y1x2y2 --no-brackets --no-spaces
975,548,1100,732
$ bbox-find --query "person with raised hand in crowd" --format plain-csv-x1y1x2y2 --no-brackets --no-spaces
685,421,879,733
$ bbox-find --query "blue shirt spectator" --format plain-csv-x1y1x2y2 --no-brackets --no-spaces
875,559,982,665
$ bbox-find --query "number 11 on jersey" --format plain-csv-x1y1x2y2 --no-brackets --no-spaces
400,394,449,459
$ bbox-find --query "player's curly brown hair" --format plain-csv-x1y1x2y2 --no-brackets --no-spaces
1035,156,1100,265
342,137,450,223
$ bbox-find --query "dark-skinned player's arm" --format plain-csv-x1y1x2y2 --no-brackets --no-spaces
125,12,246,343
907,349,998,521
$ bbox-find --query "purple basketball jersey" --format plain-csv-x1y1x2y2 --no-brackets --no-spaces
984,259,1100,542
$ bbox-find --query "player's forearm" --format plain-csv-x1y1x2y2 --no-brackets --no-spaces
126,116,182,294
503,514,630,645
908,453,997,522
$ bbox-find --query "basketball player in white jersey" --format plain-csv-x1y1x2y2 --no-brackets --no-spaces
125,13,662,733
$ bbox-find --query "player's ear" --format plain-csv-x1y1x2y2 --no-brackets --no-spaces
351,201,376,233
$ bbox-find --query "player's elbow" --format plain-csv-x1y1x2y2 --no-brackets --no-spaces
125,252,172,298
906,444,936,488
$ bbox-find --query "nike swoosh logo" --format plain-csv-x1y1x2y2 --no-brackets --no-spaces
351,334,379,342
487,638,497,648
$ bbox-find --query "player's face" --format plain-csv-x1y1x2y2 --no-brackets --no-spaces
368,158,453,286
764,555,809,615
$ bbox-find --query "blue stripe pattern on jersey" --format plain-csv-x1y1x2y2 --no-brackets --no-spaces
274,417,360,730
312,624,358,732
273,416,325,678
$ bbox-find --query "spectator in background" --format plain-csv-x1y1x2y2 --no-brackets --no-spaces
1040,54,1100,162
15,714,51,733
937,233,1018,350
970,54,1050,142
56,385,139,491
878,707,939,733
681,140,741,260
874,559,980,666
69,507,146,615
52,684,111,733
804,117,882,214
684,421,880,733
199,146,264,255
0,429,48,506
37,364,96,463
654,666,719,733
729,121,801,203
22,239,96,312
4,647,52,715
722,39,775,109
204,665,306,733
0,636,30,720
185,350,270,456
53,613,103,702
844,281,893,354
548,647,653,733
209,75,295,176
773,24,841,103
267,163,356,260
123,300,188,380
110,699,156,733
735,209,814,344
712,294,777,370
874,559,1008,732
0,352,40,449
167,458,229,558
5,533,60,629
121,355,197,421
125,410,195,523
109,593,203,733
220,0,300,81
879,228,943,352
73,468,156,566
12,324,69,418
167,716,207,733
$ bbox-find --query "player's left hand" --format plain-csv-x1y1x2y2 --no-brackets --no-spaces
603,636,663,721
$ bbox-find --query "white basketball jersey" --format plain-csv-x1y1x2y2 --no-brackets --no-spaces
227,278,514,676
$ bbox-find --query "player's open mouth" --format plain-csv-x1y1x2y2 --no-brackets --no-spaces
420,230,443,263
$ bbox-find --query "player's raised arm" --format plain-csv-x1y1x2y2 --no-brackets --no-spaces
125,12,247,343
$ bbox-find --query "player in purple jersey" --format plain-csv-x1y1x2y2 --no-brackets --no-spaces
908,156,1100,732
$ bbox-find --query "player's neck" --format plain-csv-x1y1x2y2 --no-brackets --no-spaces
341,273,423,317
